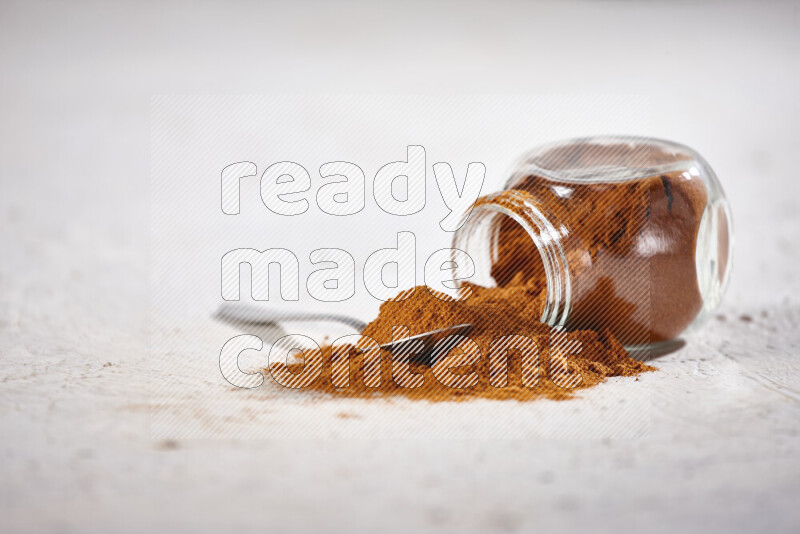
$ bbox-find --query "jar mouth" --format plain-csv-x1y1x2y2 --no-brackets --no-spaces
452,191,571,327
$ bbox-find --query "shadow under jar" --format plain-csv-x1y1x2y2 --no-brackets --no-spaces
452,136,733,351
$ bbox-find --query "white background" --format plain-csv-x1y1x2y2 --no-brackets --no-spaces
2,1,799,533
151,95,649,323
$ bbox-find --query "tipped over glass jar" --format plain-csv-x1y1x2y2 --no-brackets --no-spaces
452,136,733,351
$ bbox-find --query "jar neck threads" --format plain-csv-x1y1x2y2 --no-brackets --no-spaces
453,190,572,328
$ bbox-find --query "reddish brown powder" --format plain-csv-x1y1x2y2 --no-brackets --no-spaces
487,159,708,345
267,283,654,402
261,141,697,400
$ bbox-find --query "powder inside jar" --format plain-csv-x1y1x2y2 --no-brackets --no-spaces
482,140,711,346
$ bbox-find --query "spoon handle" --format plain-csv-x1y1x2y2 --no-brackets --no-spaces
214,302,367,332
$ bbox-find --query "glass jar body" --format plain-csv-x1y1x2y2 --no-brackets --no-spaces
452,137,732,350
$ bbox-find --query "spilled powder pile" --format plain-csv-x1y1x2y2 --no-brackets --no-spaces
267,280,654,402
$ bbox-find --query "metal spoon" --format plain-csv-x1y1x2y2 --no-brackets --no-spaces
214,302,473,363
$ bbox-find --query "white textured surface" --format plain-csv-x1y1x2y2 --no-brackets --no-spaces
2,1,800,533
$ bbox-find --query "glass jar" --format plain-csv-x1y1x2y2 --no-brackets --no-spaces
452,136,733,351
